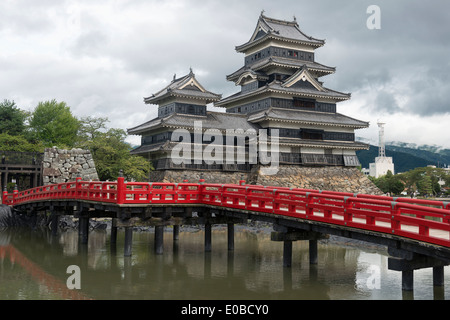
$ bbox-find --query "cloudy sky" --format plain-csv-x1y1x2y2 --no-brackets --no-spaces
1,0,450,149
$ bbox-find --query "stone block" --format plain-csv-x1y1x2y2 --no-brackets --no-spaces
69,164,82,173
43,168,61,177
87,159,95,168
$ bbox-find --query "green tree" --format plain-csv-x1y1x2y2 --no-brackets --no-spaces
370,170,405,195
82,127,151,181
397,166,450,196
417,175,433,196
77,116,109,143
0,99,28,136
28,99,80,148
0,133,44,152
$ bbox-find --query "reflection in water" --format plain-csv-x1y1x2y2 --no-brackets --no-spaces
0,227,448,300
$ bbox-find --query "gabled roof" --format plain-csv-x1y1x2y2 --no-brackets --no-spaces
281,65,325,91
216,69,350,108
144,69,222,105
236,13,325,53
127,111,258,135
277,138,369,150
226,58,335,83
234,69,269,86
247,107,369,129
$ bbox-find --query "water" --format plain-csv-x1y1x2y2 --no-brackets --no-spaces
0,226,448,300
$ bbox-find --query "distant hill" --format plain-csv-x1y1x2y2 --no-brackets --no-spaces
356,142,450,173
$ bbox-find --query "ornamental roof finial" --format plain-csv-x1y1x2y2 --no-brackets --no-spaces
260,9,265,16
173,73,176,81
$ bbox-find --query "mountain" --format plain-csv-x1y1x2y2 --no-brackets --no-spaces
356,142,450,173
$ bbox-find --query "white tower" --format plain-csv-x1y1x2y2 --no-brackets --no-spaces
377,120,386,158
369,120,394,178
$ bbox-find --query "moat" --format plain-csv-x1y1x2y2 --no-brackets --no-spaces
1,226,448,300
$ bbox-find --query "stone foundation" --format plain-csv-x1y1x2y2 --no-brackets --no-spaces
253,166,383,195
150,169,247,185
42,147,99,185
150,165,382,195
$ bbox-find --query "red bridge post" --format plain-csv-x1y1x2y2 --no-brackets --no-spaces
117,170,125,204
13,185,18,204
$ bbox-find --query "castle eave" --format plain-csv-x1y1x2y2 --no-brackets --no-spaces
247,108,369,129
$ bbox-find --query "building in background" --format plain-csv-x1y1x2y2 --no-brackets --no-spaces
369,121,395,178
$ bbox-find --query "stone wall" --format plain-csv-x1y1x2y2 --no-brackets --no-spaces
150,169,247,185
42,147,99,185
253,166,383,195
150,165,383,195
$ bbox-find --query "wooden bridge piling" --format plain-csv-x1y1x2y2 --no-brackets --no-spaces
173,225,180,241
111,218,117,244
154,225,164,255
204,222,212,252
388,247,448,292
50,212,58,237
124,227,133,257
227,223,234,251
271,226,327,267
309,240,318,265
433,265,444,287
79,216,89,244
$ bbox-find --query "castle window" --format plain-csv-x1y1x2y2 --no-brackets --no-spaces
293,98,315,109
301,129,323,140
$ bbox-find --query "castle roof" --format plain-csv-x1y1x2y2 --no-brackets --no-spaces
216,66,350,108
236,13,324,53
227,58,335,83
247,107,369,129
127,111,258,136
144,69,221,105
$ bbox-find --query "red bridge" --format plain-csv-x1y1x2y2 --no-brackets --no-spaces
3,175,450,293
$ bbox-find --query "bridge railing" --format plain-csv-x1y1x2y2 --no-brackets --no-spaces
199,184,450,247
2,178,450,247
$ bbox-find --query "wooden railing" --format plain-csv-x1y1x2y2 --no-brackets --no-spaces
3,177,450,247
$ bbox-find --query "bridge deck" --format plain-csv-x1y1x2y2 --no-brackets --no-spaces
3,177,450,263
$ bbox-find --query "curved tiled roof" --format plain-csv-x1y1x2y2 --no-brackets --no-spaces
247,107,369,129
128,111,258,135
236,14,324,52
144,70,221,105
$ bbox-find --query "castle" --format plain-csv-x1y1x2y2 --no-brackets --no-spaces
127,13,381,194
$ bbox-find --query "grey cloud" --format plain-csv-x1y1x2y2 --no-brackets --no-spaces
2,0,450,148
69,30,109,57
374,91,400,113
406,65,450,116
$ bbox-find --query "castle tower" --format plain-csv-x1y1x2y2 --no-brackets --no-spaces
127,70,255,172
215,13,369,166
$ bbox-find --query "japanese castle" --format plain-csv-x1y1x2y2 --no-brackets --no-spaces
128,13,369,175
